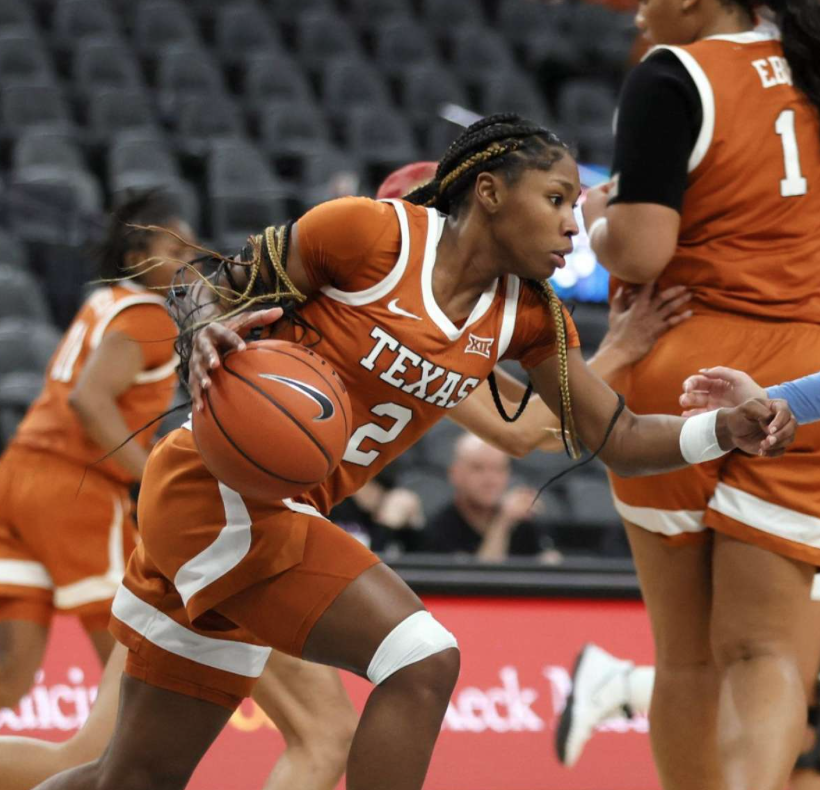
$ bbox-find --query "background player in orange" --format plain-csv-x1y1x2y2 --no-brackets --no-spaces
0,191,192,709
581,0,820,787
36,115,793,790
0,161,691,790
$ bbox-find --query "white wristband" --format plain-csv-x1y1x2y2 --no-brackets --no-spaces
587,217,608,246
679,410,729,465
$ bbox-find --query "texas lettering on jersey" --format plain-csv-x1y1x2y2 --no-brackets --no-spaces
359,326,480,410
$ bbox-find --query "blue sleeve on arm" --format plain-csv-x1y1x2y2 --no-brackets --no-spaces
767,372,820,424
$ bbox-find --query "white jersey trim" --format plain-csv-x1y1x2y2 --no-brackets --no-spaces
319,199,411,307
54,494,127,609
709,482,820,547
705,30,778,44
612,494,706,536
174,482,253,608
496,275,520,360
0,559,53,590
421,208,498,342
111,584,272,677
647,45,715,173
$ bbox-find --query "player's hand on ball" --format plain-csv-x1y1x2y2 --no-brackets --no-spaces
717,399,795,457
189,307,283,411
680,366,766,416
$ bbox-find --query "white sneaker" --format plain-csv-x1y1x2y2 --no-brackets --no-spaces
555,643,634,767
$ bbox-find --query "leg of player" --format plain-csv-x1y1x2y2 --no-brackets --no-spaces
711,532,817,790
0,643,126,790
253,653,357,790
85,628,116,665
0,618,50,709
35,564,457,790
625,523,723,790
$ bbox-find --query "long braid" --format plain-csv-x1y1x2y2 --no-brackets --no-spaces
406,113,580,458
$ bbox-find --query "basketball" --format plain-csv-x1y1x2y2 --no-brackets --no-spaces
192,339,352,502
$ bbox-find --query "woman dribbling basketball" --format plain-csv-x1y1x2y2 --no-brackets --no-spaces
37,115,796,790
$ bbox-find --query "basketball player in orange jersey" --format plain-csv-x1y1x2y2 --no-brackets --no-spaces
36,115,794,790
0,165,691,790
580,0,820,786
0,192,191,708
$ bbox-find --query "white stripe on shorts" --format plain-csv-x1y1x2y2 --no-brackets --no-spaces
0,559,53,589
111,585,271,678
611,495,706,536
174,482,253,608
709,483,820,548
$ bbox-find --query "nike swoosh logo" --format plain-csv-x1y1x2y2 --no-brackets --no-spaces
258,374,335,421
387,298,422,320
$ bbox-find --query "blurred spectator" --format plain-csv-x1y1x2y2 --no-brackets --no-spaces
421,433,560,563
331,468,424,554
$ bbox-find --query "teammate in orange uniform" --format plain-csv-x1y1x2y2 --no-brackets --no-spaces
0,191,192,709
36,115,794,790
581,0,820,786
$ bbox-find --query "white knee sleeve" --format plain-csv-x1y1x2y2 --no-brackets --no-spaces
366,611,458,685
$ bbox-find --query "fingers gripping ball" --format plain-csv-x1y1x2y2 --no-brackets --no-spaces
193,340,352,501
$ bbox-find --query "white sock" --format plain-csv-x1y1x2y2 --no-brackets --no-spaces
625,666,655,716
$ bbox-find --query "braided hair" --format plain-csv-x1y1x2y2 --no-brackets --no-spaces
405,114,581,458
96,190,182,281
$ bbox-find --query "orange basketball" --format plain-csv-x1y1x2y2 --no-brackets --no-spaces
192,339,352,502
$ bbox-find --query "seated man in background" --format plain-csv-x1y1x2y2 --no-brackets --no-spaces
420,433,560,563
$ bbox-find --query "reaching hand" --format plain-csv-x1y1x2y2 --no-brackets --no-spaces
718,399,795,457
680,367,766,417
603,283,692,365
189,307,283,411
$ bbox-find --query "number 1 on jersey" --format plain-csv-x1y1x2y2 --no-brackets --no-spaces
775,109,808,197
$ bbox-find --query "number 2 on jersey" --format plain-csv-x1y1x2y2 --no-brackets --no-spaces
775,109,808,197
343,402,413,467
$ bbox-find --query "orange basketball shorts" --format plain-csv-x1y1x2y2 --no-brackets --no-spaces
110,428,380,710
609,313,820,565
0,445,137,631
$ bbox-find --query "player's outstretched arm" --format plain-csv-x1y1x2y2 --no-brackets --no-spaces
530,349,796,477
449,284,692,457
679,367,767,416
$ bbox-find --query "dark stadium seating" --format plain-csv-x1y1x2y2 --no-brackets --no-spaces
0,370,43,447
372,20,439,78
0,30,54,86
321,58,392,117
52,0,121,49
0,265,53,323
73,38,144,95
0,0,35,33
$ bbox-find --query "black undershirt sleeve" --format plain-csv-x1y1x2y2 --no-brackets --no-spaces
609,50,703,212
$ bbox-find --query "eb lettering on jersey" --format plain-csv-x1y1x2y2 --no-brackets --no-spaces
650,31,820,322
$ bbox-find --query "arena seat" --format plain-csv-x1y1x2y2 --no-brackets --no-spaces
480,71,553,124
108,131,179,179
0,0,34,33
156,45,226,115
243,53,316,112
0,266,53,324
73,38,144,95
174,94,245,154
0,30,54,86
258,101,330,157
557,78,617,164
13,130,86,173
0,319,60,378
133,0,200,57
11,165,103,217
0,228,29,269
0,84,74,137
214,3,285,64
321,58,392,118
296,143,362,207
347,0,413,29
399,63,468,124
268,0,335,20
208,140,292,248
0,370,45,448
343,106,419,170
295,12,362,72
449,26,516,85
499,2,584,73
565,473,620,527
52,0,120,49
420,0,482,33
86,87,159,140
372,20,439,78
